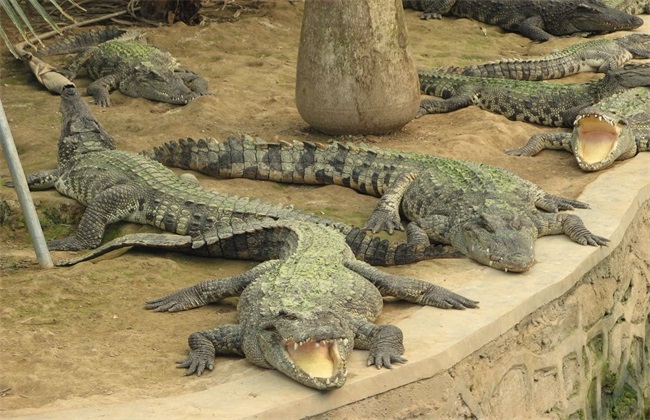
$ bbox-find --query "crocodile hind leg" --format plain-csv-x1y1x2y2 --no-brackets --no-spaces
364,172,417,234
505,133,573,157
48,185,142,250
535,192,590,212
145,260,279,312
344,259,479,309
536,213,609,246
57,46,99,80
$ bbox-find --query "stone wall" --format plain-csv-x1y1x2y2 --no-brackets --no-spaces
312,201,650,419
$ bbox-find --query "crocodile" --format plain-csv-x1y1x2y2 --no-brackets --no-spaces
33,27,208,106
22,85,449,267
147,136,610,272
506,87,650,171
417,64,650,127
59,218,477,390
435,34,650,81
602,0,650,14
402,0,643,42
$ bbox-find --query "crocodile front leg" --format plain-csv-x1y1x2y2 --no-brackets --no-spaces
364,172,417,234
177,68,210,96
344,259,479,309
145,260,279,312
352,320,406,369
88,74,120,107
516,16,553,42
536,213,609,246
505,133,573,157
416,94,473,117
48,184,141,250
178,325,245,376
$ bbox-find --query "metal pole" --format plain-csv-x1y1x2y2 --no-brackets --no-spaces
0,98,53,268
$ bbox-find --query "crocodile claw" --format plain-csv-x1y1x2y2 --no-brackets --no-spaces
177,353,215,376
367,353,407,369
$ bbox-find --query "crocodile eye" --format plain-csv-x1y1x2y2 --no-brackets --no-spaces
278,310,299,321
576,4,597,12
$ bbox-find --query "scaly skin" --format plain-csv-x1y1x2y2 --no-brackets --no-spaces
506,87,650,171
402,0,643,41
417,65,650,127
147,136,610,272
36,28,208,106
601,0,650,14
58,219,477,390
20,86,447,267
435,34,650,81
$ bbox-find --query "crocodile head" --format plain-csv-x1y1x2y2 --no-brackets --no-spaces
58,84,115,162
118,67,201,105
571,108,634,171
256,309,353,390
615,34,650,59
555,1,643,35
450,211,538,272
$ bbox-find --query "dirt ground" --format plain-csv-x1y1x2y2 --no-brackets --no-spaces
0,2,648,414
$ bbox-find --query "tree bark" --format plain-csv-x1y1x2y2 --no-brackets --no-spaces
295,0,420,135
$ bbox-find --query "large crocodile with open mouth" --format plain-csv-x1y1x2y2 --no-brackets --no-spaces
32,27,208,106
62,218,477,390
147,135,610,272
402,0,643,42
506,87,650,171
434,34,650,81
417,64,650,127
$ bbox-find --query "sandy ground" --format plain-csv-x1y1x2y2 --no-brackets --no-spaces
0,2,648,414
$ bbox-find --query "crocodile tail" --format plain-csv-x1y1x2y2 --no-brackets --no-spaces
344,228,458,266
33,27,129,56
147,135,340,184
147,136,408,197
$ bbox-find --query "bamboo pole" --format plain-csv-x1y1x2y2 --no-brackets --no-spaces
0,99,53,269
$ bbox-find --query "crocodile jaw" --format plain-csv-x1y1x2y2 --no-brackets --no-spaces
282,337,349,389
573,113,621,171
259,333,350,390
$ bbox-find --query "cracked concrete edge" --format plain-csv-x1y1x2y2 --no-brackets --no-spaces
7,155,650,419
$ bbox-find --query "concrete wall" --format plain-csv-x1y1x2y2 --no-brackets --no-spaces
312,202,650,419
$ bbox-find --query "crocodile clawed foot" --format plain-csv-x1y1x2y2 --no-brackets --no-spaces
421,285,479,310
177,353,214,376
363,211,404,234
367,353,407,369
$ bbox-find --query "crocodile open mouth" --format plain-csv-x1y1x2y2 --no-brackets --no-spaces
283,337,347,385
575,113,619,165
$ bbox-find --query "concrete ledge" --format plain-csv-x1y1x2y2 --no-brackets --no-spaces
7,153,648,419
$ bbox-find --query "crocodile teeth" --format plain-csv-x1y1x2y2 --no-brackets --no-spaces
315,342,320,349
294,342,299,351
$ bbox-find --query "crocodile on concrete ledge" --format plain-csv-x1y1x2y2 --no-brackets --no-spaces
58,218,478,390
33,27,209,106
434,34,650,81
506,87,650,171
146,136,610,273
417,64,650,127
402,0,643,42
20,85,453,267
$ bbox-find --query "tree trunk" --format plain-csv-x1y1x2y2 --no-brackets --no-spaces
295,0,420,135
